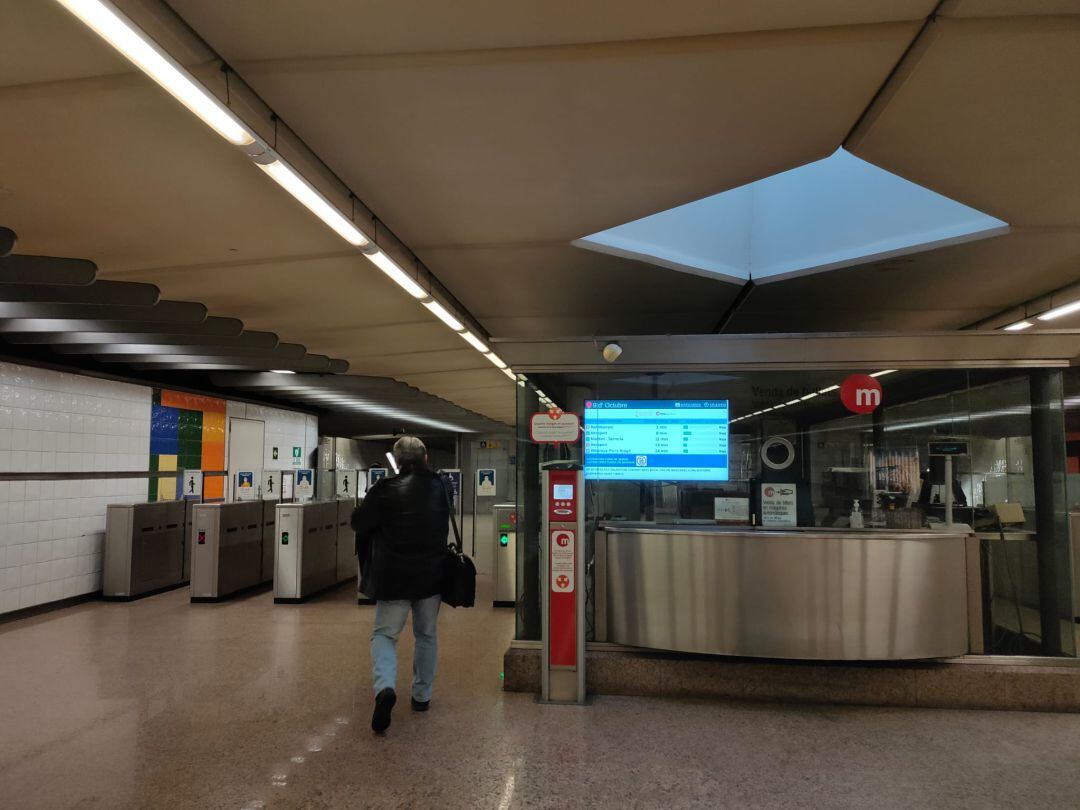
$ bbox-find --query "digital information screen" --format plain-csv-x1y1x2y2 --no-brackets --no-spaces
583,400,729,481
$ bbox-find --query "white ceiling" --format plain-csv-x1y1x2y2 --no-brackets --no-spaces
2,0,1078,425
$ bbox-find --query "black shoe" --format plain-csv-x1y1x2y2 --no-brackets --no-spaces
410,698,430,712
371,688,396,733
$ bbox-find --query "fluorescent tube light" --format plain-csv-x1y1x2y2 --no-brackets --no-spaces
270,369,296,374
818,385,840,393
422,299,464,331
367,249,426,298
256,159,369,247
385,451,399,474
800,392,818,401
1038,299,1080,321
1003,320,1034,331
56,0,255,146
484,352,507,369
459,330,489,353
501,367,517,381
871,369,897,377
785,399,801,406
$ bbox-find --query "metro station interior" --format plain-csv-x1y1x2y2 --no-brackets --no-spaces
3,2,1080,808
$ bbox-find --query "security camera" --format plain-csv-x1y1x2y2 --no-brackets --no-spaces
601,342,623,363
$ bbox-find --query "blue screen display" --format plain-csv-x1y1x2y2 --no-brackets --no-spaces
583,400,729,481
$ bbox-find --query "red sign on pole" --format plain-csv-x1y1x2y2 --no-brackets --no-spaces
840,374,883,414
549,527,576,667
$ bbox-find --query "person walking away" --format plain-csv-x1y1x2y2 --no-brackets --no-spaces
351,436,449,733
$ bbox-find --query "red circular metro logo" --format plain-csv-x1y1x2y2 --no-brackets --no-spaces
839,374,882,414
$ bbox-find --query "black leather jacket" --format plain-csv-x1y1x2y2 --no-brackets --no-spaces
351,463,449,601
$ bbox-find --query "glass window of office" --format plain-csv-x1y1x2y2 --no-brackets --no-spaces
514,368,1076,657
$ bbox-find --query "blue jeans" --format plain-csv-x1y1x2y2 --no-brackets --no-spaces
371,594,441,702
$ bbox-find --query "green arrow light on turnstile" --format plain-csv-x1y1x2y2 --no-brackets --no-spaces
499,533,509,547
281,531,289,545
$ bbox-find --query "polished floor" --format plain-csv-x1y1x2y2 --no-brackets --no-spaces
3,581,1080,809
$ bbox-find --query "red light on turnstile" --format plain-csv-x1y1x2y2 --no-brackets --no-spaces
197,531,206,545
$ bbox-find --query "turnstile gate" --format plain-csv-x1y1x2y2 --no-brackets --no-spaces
103,501,187,599
492,502,517,607
189,501,266,601
336,498,356,582
261,499,277,582
274,500,352,603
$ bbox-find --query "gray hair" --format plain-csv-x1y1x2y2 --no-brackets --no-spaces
392,435,427,466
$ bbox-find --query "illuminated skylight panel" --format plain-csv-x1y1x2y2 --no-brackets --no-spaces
575,148,1007,284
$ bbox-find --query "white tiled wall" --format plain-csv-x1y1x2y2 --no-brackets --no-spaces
228,401,318,473
0,477,149,613
0,363,150,473
0,362,153,615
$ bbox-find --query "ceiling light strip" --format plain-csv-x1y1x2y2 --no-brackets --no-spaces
366,249,426,298
1038,300,1080,322
59,0,520,390
422,299,464,332
255,158,369,247
55,0,255,146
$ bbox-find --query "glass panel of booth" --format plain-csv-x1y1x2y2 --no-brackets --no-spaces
514,368,1078,657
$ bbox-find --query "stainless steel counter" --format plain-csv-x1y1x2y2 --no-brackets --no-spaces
596,523,969,661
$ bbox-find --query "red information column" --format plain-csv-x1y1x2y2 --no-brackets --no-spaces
542,467,585,704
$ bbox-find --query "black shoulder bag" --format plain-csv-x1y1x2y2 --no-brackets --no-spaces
439,474,476,608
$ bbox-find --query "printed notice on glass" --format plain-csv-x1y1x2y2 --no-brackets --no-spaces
760,483,797,527
714,497,750,523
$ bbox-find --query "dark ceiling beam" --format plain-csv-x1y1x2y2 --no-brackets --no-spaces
0,316,243,335
0,299,206,322
842,0,946,147
71,341,307,359
0,255,96,285
127,354,347,374
5,329,279,348
94,349,313,367
0,280,159,306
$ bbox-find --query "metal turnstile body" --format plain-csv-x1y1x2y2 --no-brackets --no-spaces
541,467,586,704
261,499,278,582
274,501,347,603
493,502,517,607
336,498,357,582
103,501,187,599
182,500,194,583
189,501,266,601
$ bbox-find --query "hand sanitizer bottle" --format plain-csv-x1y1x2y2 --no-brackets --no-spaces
850,499,864,529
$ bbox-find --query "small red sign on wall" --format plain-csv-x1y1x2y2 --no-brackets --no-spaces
840,374,883,414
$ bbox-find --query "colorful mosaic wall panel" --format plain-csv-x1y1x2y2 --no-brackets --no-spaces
149,390,226,501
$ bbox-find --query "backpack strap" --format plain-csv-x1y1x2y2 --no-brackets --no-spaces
439,472,463,553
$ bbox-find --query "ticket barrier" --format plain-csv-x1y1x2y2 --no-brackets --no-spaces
274,500,353,603
261,499,277,582
103,500,187,600
182,500,194,582
189,501,266,601
493,502,517,608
